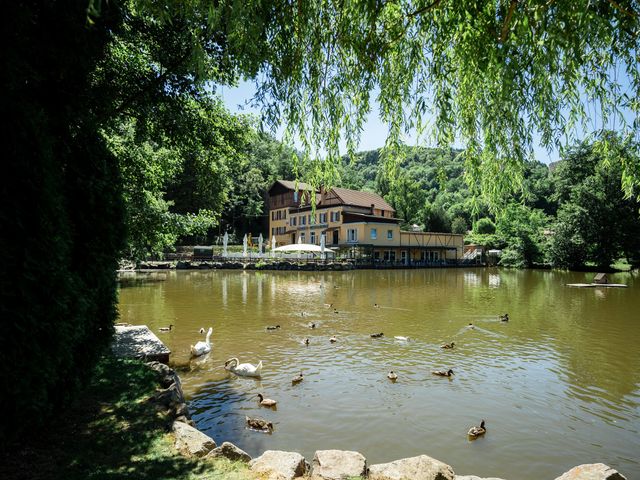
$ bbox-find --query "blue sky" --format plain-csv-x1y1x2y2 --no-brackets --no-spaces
219,79,635,165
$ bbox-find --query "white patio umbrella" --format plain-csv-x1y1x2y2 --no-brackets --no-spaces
271,235,277,257
222,232,229,257
258,233,263,254
272,244,335,253
320,234,326,260
242,234,248,257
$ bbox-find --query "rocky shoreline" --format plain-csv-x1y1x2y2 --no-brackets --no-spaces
145,361,627,480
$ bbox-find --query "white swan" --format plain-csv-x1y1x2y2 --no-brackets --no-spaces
394,336,411,342
225,357,262,378
190,327,212,357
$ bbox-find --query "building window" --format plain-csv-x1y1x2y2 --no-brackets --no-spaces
284,210,287,219
347,229,358,243
293,191,298,203
300,233,306,243
271,211,275,221
301,215,306,225
319,212,327,223
310,232,316,244
371,228,377,240
291,217,296,226
387,229,393,239
271,227,274,235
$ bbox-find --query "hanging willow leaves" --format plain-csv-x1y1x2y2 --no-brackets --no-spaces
131,0,639,206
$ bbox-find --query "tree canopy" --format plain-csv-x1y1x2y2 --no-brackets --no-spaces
132,0,639,205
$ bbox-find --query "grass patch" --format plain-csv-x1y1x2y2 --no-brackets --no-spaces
0,355,255,480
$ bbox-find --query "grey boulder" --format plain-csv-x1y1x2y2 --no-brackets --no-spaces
311,449,367,479
206,441,252,463
368,454,455,480
554,464,626,480
249,450,309,480
172,421,216,458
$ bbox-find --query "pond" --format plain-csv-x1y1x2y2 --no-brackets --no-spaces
118,268,640,479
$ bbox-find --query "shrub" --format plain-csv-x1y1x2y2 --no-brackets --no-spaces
474,217,496,234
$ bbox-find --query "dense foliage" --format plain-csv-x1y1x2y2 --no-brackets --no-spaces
1,0,125,444
549,136,640,269
134,0,640,204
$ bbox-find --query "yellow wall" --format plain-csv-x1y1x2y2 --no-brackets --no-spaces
340,223,401,246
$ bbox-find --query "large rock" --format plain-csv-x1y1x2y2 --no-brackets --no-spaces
368,455,455,480
249,450,309,480
311,449,367,479
172,421,216,458
205,441,252,463
554,464,626,480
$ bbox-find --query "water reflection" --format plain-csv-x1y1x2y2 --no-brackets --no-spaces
118,269,640,479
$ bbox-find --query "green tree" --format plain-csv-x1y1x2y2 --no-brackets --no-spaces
130,0,640,203
549,136,640,269
387,173,426,227
422,203,451,233
451,216,469,235
496,204,549,268
474,217,496,235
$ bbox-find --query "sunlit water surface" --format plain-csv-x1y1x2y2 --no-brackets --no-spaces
118,269,640,479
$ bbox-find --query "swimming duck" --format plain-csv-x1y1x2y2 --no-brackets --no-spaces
159,324,173,332
224,357,263,377
246,416,273,433
308,322,316,329
266,325,281,330
467,420,486,438
387,370,398,381
432,368,454,377
394,336,411,342
300,311,308,317
333,309,339,314
257,393,277,407
329,336,337,343
190,327,212,357
467,323,475,329
199,327,205,334
324,303,333,308
499,313,509,322
292,371,304,385
302,337,310,346
374,303,381,308
440,342,455,349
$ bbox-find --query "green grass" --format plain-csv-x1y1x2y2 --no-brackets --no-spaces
0,355,255,480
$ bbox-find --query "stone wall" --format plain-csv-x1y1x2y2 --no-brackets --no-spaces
137,260,355,271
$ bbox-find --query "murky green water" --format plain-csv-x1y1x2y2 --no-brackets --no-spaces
118,268,640,479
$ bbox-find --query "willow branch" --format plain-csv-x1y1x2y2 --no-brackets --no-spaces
408,0,443,18
608,0,639,19
500,0,518,43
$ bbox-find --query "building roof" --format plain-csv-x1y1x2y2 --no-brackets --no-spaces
331,187,395,212
342,212,399,224
273,180,316,192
